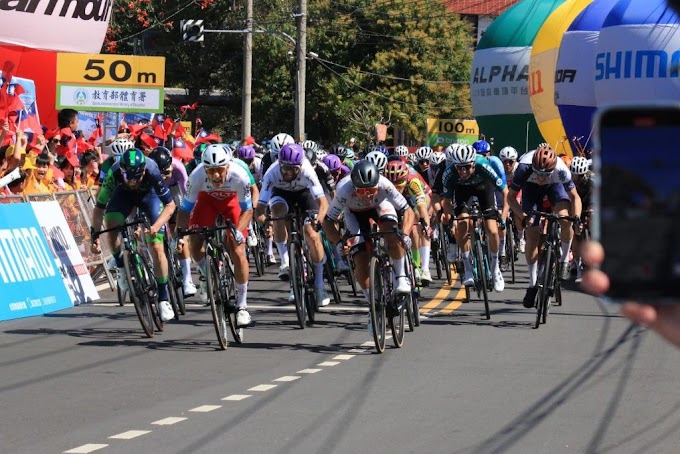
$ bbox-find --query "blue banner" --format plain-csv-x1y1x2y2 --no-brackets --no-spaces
0,204,73,322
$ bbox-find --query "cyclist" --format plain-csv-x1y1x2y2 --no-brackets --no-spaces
384,160,433,285
304,145,336,199
507,144,583,308
340,147,356,170
238,145,263,182
185,143,209,176
255,143,331,306
322,161,415,333
365,150,388,175
90,149,176,322
322,154,350,184
149,146,197,297
569,155,592,282
498,146,526,251
415,146,436,186
175,144,254,327
441,145,509,292
100,137,135,180
393,145,410,162
261,132,295,178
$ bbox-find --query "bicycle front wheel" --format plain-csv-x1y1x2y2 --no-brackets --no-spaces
390,295,406,347
473,240,490,320
207,255,229,350
369,256,386,353
123,251,155,338
289,242,306,329
535,245,552,329
506,227,516,284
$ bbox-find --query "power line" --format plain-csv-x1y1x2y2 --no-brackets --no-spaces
110,0,200,44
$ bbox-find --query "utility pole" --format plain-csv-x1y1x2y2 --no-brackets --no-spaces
242,0,253,139
294,0,307,141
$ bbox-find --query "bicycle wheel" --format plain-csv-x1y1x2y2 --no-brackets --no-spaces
542,251,558,324
535,246,552,329
289,242,306,329
472,240,490,320
434,241,442,280
123,251,155,338
323,239,342,305
206,255,229,350
251,243,265,277
506,227,516,284
117,281,126,307
403,252,416,332
303,251,316,325
219,252,243,344
167,279,180,321
368,256,386,353
412,289,421,327
390,294,406,347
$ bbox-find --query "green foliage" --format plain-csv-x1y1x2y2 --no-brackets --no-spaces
104,0,473,143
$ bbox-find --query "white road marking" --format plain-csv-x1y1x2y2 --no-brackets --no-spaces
273,375,301,382
222,394,252,401
361,341,374,347
333,354,355,360
63,444,108,453
109,430,151,440
297,368,322,374
151,417,187,426
248,384,278,392
189,405,222,412
318,361,340,367
347,349,368,353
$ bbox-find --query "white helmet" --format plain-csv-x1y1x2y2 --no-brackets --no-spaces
407,153,418,166
302,140,318,152
570,156,590,175
315,148,326,162
415,146,433,161
429,151,446,165
444,143,461,163
270,133,294,159
451,144,476,165
345,148,355,159
110,138,135,157
365,151,388,172
394,145,409,156
499,146,518,162
202,144,231,168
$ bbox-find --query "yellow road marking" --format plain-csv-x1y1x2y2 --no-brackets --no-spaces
420,265,461,314
438,286,467,314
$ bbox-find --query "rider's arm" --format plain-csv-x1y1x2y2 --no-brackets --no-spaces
508,188,522,219
316,195,329,222
151,174,177,233
173,159,189,196
250,183,260,210
175,167,202,232
567,183,582,218
401,206,416,237
236,171,254,233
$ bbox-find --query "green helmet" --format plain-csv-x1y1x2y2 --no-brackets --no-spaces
120,148,147,178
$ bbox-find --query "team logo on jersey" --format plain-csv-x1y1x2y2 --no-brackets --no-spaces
558,170,568,182
210,190,237,200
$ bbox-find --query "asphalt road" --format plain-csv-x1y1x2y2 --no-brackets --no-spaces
1,258,679,454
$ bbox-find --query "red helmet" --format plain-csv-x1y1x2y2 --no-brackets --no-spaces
532,144,557,172
384,160,409,185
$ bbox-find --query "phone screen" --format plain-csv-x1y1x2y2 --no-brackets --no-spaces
596,107,680,300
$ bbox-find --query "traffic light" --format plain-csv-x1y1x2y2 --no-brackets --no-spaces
181,20,204,42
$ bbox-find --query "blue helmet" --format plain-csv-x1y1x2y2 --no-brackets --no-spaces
472,140,491,153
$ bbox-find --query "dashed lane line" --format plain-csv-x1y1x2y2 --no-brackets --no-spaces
318,361,340,367
333,354,355,360
151,417,187,426
108,430,151,440
63,444,108,453
189,405,222,412
248,384,278,392
273,375,301,382
297,368,322,374
222,394,252,401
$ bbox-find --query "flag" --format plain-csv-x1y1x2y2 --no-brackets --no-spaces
194,128,221,146
180,102,198,115
87,113,103,146
173,121,187,139
172,137,193,162
151,113,169,141
139,131,160,149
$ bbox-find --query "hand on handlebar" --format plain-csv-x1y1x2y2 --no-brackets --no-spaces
402,234,412,250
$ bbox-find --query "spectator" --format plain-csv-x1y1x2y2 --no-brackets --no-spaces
59,152,82,191
22,152,53,196
80,150,100,188
57,108,79,132
7,169,26,195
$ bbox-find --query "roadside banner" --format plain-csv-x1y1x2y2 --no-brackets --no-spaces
56,54,166,113
0,203,72,321
426,119,479,147
31,201,100,305
0,1,113,54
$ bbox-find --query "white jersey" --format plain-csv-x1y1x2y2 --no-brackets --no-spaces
180,162,253,212
504,161,518,183
514,150,573,187
327,175,409,221
259,159,325,204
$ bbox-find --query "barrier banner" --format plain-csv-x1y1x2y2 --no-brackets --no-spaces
31,201,99,305
0,203,72,321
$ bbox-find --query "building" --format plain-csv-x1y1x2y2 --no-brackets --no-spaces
443,1,522,45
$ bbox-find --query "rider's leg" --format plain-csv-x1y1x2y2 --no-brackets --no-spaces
270,200,289,268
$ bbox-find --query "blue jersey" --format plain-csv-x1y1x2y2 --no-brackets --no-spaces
487,156,507,187
441,155,506,199
96,158,173,209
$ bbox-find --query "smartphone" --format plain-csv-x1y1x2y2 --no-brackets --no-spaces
593,105,680,302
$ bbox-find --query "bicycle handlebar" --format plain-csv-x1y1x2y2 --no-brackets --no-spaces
177,220,238,240
94,217,150,236
528,210,580,223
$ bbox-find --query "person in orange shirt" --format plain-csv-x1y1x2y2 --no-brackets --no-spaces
22,152,53,196
59,152,82,191
80,150,100,188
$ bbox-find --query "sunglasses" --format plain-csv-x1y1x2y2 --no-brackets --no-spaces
456,164,473,171
162,168,173,177
205,166,227,175
242,158,253,165
502,159,516,164
356,187,378,197
123,171,144,181
532,167,552,176
280,164,300,174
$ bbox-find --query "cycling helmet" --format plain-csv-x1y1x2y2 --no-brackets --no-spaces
384,160,409,185
314,148,326,162
365,151,388,172
202,144,231,168
570,156,589,175
110,137,135,157
394,145,409,157
429,152,446,166
322,154,342,172
149,146,173,172
472,140,491,153
451,144,476,165
444,144,460,163
537,142,549,149
120,148,147,178
330,143,345,155
407,152,418,166
350,160,380,188
194,142,208,160
532,144,557,172
238,145,256,161
302,140,318,152
499,146,518,162
345,148,355,160
279,143,304,166
415,146,433,161
270,133,294,159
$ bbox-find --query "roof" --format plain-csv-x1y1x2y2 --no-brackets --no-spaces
443,0,522,16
